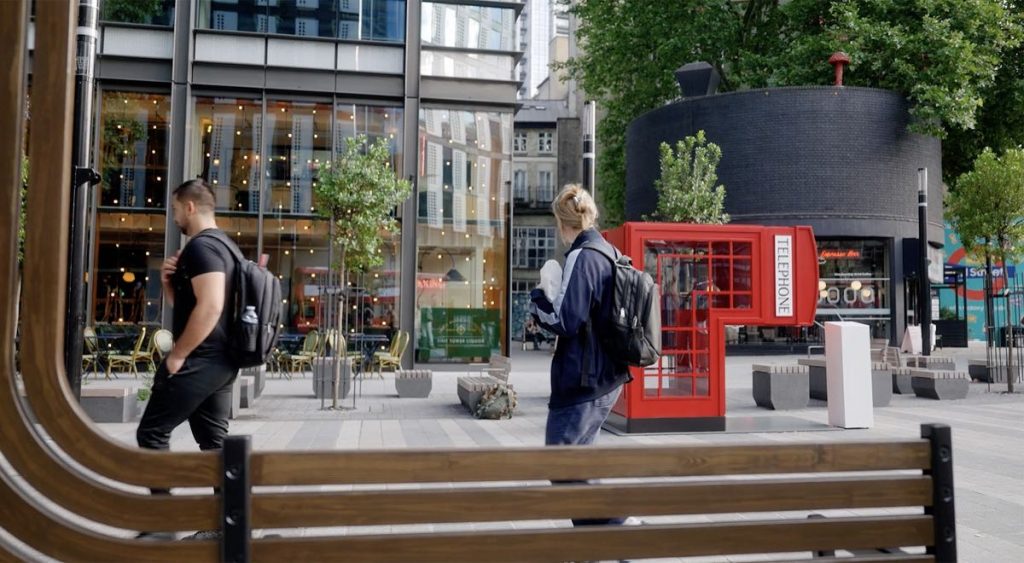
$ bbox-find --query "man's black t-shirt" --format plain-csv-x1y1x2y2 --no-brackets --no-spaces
171,229,236,359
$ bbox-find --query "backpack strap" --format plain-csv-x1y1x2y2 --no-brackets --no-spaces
193,230,246,266
577,240,622,387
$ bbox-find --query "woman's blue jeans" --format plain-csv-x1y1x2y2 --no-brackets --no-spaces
545,386,625,526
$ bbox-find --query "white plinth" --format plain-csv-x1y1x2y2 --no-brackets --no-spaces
824,321,874,429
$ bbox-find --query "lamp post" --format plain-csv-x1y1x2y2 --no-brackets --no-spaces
918,167,931,356
582,100,596,199
65,0,102,399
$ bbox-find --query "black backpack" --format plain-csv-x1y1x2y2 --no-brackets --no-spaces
582,241,662,368
198,231,283,369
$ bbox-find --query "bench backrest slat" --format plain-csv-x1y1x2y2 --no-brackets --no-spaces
249,515,933,563
252,441,930,485
251,475,932,528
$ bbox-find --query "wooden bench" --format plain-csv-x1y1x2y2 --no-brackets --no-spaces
751,363,809,410
395,369,432,398
911,369,970,400
457,354,512,410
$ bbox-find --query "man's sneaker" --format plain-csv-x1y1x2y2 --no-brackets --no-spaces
181,530,222,541
134,531,175,541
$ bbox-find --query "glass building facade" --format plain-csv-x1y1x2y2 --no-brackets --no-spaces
78,0,521,364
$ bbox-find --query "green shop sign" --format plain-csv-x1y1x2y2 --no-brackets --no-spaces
418,307,499,361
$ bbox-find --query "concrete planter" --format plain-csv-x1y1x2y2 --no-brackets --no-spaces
312,357,352,400
395,369,432,398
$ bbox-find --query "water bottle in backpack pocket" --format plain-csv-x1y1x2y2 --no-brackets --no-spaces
241,305,259,353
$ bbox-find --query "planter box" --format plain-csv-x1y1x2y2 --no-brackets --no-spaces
312,357,352,400
81,387,139,423
395,369,432,398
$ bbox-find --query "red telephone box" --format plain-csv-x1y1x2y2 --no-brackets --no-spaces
603,223,818,433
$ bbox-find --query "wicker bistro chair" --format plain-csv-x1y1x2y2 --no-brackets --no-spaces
105,327,147,379
149,329,173,364
280,330,320,376
82,327,99,379
371,330,409,379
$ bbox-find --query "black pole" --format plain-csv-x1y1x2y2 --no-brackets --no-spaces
65,0,101,399
222,435,252,563
985,252,994,349
918,168,931,356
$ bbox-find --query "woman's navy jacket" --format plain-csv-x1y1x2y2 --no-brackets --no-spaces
530,228,630,408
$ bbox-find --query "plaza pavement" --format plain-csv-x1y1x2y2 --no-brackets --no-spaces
90,343,1024,562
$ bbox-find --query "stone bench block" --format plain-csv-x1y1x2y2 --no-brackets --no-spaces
910,370,969,400
457,376,505,410
752,365,809,410
968,359,1009,383
80,387,139,423
239,376,256,409
871,363,893,407
395,369,432,398
797,358,828,400
240,364,266,398
905,356,956,371
891,367,914,395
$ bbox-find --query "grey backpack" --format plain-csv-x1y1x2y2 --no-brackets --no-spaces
474,384,518,420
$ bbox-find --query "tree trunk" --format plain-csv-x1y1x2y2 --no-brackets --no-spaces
332,245,346,409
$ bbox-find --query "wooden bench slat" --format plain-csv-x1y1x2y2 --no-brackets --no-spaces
250,515,934,563
252,441,931,485
760,555,933,563
251,476,931,527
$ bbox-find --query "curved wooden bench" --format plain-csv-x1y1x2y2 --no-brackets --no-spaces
0,3,957,562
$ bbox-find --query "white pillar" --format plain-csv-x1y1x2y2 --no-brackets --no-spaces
824,321,874,428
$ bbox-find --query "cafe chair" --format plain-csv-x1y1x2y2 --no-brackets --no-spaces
145,329,174,369
105,327,147,379
281,330,320,376
82,327,100,379
371,330,409,379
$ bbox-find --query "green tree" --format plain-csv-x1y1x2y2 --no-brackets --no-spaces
315,136,412,406
101,0,164,24
946,147,1024,392
561,0,1022,223
648,131,729,224
19,157,27,265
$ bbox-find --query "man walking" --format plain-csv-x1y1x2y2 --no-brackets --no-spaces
136,179,239,540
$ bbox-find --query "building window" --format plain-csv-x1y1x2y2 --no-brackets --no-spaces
536,170,553,203
513,169,527,201
537,131,553,153
512,227,555,269
92,90,171,326
101,0,174,25
513,131,527,153
197,0,406,42
421,3,516,50
417,107,512,363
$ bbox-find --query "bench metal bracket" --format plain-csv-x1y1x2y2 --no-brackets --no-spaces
922,423,957,562
223,435,252,563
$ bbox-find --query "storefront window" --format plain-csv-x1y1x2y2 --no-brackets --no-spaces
93,91,171,326
814,238,891,340
416,108,511,362
264,99,332,215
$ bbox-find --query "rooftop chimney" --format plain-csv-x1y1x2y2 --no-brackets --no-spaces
675,62,720,98
829,52,850,86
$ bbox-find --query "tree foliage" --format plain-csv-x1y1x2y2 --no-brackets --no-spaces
101,0,164,24
561,0,1023,224
648,131,729,224
947,148,1024,269
315,135,412,277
